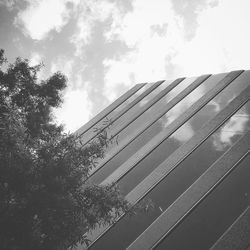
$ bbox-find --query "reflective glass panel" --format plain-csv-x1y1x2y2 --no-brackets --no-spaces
115,72,250,195
79,82,155,143
108,80,172,133
155,153,250,250
87,99,250,250
90,73,226,184
102,77,196,157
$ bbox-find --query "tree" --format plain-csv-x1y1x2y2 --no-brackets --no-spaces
0,50,151,250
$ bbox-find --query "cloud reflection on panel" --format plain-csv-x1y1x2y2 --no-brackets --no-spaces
138,80,171,107
212,104,250,151
170,123,195,143
158,79,205,144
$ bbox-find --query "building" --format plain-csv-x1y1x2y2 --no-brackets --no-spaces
75,70,250,249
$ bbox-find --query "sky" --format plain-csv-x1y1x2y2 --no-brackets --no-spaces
0,0,250,133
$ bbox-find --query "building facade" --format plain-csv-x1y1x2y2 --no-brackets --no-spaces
75,70,250,250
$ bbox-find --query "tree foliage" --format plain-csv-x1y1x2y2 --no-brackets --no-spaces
0,49,141,250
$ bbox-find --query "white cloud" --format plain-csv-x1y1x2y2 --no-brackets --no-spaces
29,52,44,79
50,57,91,133
50,56,74,79
173,0,250,76
103,54,136,102
53,86,92,133
15,0,76,40
103,0,184,102
29,52,42,66
70,0,118,57
102,0,250,103
105,0,181,47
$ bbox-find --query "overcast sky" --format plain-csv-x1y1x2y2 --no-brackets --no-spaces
0,0,250,132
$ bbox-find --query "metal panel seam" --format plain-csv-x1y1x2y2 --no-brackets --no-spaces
101,70,243,186
88,75,210,179
127,133,250,250
74,83,146,137
86,71,244,249
126,83,250,205
80,80,166,146
111,77,186,137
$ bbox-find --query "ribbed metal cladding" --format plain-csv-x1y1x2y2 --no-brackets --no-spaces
126,83,250,205
109,77,186,138
127,131,250,250
86,81,250,249
101,70,243,186
89,74,208,179
74,83,146,137
210,206,250,250
79,80,166,146
74,70,250,250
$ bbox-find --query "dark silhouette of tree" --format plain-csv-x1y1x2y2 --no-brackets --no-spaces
0,49,152,250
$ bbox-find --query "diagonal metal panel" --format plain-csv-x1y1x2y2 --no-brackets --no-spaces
74,83,146,137
101,70,243,186
210,206,250,250
110,77,187,138
127,82,250,203
79,80,166,146
86,71,245,249
126,82,250,205
89,74,210,180
127,131,250,250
